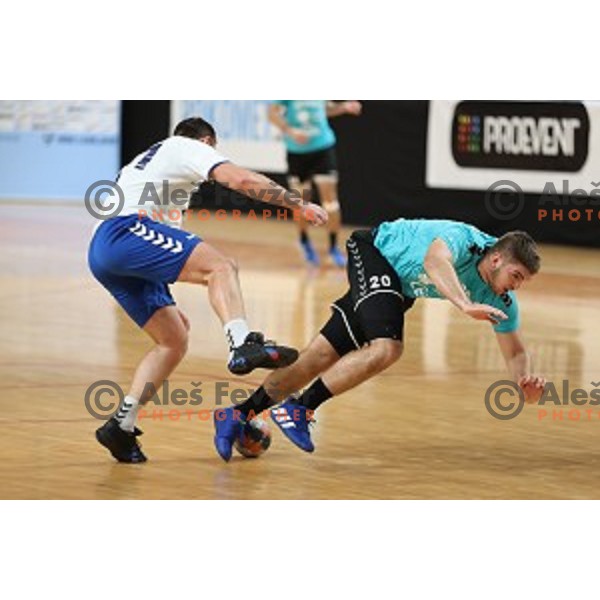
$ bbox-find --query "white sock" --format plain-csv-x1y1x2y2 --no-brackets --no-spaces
224,319,250,350
114,395,140,432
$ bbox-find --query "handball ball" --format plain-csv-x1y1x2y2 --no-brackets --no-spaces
234,418,272,458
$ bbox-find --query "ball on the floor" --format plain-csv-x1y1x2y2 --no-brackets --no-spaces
234,418,272,458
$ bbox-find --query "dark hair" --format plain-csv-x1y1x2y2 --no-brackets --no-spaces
173,117,216,141
491,231,541,274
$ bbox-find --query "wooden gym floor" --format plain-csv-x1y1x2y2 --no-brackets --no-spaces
0,203,599,499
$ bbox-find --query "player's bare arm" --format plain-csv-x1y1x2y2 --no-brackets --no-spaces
495,330,546,403
326,101,362,117
211,162,327,226
424,239,508,324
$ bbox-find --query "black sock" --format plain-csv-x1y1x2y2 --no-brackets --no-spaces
329,232,338,250
296,378,333,411
300,231,309,244
235,386,276,419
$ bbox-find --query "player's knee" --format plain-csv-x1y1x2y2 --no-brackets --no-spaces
162,328,189,360
323,199,340,214
213,254,238,276
315,346,335,365
370,339,403,370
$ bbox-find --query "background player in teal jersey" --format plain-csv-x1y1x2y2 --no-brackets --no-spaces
214,218,547,460
268,100,362,267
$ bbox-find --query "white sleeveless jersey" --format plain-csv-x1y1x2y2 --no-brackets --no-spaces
117,136,228,228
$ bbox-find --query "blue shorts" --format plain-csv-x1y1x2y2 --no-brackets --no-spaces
88,215,202,327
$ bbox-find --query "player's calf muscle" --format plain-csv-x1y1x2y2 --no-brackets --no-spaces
265,363,316,402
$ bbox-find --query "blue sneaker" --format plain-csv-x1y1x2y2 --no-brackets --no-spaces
300,239,320,267
328,246,347,268
270,400,315,453
213,407,245,462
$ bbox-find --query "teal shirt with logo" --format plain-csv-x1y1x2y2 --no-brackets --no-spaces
274,100,336,154
374,218,520,333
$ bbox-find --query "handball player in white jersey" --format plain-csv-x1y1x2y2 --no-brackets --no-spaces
88,117,327,463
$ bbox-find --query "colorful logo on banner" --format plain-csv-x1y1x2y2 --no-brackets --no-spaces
451,101,589,172
455,114,482,154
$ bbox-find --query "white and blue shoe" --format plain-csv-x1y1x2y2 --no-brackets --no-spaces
270,400,315,453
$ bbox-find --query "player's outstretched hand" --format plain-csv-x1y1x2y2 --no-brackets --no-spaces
462,302,508,324
518,375,546,404
301,202,328,226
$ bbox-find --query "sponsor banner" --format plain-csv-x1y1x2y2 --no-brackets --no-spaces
0,101,120,200
171,101,287,173
426,100,600,193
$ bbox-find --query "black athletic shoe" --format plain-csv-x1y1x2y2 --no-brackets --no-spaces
227,332,299,376
95,418,147,463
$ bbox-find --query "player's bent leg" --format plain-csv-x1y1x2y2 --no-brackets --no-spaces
268,303,359,452
96,305,189,464
322,338,403,396
90,225,192,464
177,241,245,321
215,334,341,462
131,305,190,401
254,302,355,408
272,339,403,453
263,334,340,403
178,241,299,375
277,233,413,454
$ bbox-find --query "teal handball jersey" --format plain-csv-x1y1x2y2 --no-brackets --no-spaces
274,100,336,154
374,218,520,333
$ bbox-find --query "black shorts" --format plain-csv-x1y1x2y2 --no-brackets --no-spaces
287,146,337,183
320,229,415,357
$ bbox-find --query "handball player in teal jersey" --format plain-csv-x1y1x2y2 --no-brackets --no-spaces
214,218,546,460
